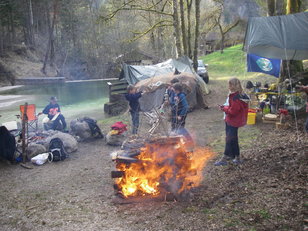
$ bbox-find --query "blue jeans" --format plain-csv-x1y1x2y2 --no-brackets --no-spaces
130,110,139,134
305,115,308,133
224,123,239,159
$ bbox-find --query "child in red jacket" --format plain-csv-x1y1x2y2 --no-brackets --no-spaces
215,78,249,166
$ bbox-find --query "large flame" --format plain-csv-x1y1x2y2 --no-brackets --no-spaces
115,138,214,197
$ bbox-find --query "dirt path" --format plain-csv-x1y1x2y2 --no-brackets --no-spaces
0,79,306,231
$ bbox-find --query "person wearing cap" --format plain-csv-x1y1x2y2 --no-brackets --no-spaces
38,96,67,131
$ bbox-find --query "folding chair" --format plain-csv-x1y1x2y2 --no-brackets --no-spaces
20,104,38,132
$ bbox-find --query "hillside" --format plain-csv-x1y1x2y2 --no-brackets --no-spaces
0,46,57,86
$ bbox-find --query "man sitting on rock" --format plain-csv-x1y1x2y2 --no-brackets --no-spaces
38,96,67,131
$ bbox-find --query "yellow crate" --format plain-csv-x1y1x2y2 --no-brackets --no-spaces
247,112,256,125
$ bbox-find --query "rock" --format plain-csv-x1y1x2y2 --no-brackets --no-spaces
26,143,47,159
106,132,125,146
70,119,92,140
39,131,78,153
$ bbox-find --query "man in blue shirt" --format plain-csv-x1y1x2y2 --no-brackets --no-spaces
38,96,67,131
125,85,142,134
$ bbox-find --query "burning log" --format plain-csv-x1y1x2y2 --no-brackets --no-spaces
111,171,125,178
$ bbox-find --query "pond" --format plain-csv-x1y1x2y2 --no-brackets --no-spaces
0,80,111,126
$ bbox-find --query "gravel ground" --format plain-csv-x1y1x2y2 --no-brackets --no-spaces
0,79,307,231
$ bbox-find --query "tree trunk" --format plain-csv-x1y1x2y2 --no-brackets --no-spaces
276,0,286,15
267,0,276,16
186,0,192,58
42,0,58,74
9,3,16,44
217,22,224,54
286,0,301,14
29,0,34,45
280,0,303,81
0,24,4,53
24,0,35,46
179,0,187,56
172,0,182,58
193,0,201,70
220,33,225,54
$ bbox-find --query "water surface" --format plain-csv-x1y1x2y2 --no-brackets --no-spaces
0,80,110,126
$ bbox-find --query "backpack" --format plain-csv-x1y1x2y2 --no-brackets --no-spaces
83,117,103,138
48,138,68,162
0,126,16,162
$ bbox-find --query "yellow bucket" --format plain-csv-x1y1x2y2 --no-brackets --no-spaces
247,112,256,125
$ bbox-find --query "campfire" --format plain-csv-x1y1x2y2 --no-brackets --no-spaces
111,136,214,200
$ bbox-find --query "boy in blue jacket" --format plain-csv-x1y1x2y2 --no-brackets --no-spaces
167,78,180,130
173,83,193,144
125,85,142,134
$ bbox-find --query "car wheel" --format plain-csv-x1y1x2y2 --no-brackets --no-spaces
203,74,209,84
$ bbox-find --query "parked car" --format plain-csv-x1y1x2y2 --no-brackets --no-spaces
197,60,209,83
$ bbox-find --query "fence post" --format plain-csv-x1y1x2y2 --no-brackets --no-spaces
22,102,28,163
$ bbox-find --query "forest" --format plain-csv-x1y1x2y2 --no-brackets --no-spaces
0,0,305,83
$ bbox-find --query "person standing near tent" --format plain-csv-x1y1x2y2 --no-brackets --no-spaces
172,83,193,145
125,85,143,134
38,96,67,131
215,78,249,166
299,85,308,133
166,78,180,130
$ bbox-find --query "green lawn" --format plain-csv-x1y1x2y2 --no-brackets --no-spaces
199,44,262,81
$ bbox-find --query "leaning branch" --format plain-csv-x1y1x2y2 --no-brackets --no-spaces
223,19,240,34
101,0,173,22
126,21,173,42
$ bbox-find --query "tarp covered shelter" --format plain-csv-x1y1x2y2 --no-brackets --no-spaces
243,12,308,60
120,56,203,84
120,56,209,112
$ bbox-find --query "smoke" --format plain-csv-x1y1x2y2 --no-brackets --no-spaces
223,0,261,21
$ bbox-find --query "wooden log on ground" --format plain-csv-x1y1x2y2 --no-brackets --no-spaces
111,171,125,178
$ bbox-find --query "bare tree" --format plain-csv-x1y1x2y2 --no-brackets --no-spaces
193,0,201,70
186,0,193,58
179,0,187,56
42,0,58,75
172,0,182,57
213,1,239,54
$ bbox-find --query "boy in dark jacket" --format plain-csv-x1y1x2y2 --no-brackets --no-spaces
172,83,193,144
166,78,180,130
38,96,67,131
125,85,142,134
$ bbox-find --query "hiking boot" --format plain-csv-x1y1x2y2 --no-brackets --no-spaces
232,157,243,165
214,160,228,166
214,155,230,166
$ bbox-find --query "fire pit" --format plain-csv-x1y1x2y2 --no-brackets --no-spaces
111,136,214,202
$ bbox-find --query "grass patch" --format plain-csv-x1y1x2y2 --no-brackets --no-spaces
202,208,217,215
255,209,271,220
183,206,198,213
200,44,251,79
98,113,130,131
199,44,276,81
